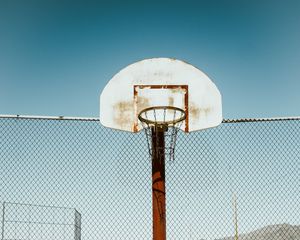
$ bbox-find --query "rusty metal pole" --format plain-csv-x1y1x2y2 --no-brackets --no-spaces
151,126,166,240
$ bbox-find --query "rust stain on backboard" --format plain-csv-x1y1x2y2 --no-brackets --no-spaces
190,102,212,123
133,96,150,132
135,85,188,90
113,101,133,130
168,97,174,106
190,104,200,119
136,96,150,115
133,85,189,132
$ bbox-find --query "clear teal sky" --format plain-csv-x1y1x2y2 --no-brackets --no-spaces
1,0,299,119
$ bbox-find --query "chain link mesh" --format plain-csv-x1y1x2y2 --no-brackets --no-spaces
1,202,80,240
0,116,299,239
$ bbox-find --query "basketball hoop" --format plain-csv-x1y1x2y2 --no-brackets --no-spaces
138,106,186,161
100,58,222,240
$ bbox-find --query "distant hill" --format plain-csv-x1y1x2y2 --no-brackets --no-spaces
217,224,300,240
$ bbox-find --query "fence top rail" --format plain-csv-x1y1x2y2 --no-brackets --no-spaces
0,114,300,123
0,114,99,121
3,201,76,211
222,116,300,123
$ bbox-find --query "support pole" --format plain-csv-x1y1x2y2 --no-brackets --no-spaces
151,126,166,240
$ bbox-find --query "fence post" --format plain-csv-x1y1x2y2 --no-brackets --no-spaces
74,209,81,240
1,202,5,240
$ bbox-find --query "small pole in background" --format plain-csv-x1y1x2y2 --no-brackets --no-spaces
233,194,239,240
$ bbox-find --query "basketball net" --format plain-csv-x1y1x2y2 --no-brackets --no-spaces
138,106,186,161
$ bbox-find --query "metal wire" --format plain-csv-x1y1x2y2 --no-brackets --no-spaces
1,202,80,240
0,116,300,240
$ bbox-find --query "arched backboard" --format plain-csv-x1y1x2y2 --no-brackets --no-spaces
100,58,222,132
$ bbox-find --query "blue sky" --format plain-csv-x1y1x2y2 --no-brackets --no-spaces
1,2,300,238
0,0,300,119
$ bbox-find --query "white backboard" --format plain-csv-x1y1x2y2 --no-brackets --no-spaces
100,58,222,132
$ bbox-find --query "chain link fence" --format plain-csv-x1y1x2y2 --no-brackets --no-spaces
0,116,299,240
1,202,81,240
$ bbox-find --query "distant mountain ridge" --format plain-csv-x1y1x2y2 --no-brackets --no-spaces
217,224,300,240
